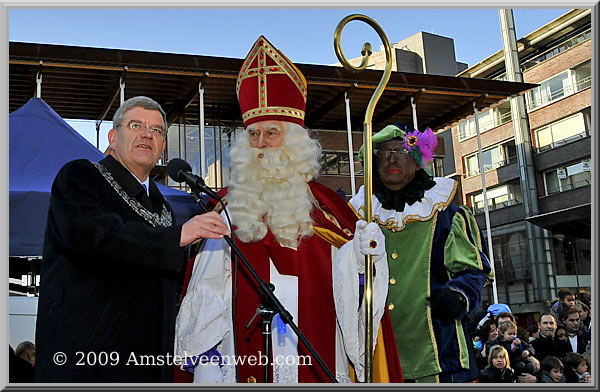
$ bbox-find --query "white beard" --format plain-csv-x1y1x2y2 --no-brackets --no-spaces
226,123,322,249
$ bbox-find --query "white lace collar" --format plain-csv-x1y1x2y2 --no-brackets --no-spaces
349,177,457,231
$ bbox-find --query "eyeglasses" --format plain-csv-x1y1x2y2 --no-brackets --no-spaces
118,121,165,137
377,148,411,160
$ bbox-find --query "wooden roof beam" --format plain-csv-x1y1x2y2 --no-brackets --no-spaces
373,89,424,124
165,75,207,125
96,66,127,129
305,83,357,126
425,94,488,131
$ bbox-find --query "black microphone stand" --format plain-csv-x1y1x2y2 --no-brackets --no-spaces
245,300,276,383
188,187,338,383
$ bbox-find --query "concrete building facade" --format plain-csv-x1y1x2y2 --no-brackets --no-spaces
455,9,591,321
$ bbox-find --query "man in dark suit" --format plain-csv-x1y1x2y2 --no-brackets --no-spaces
561,306,589,354
531,313,573,362
35,96,229,382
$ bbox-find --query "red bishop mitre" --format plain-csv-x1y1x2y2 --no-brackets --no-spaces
236,35,307,128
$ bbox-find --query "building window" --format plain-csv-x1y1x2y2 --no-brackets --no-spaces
477,110,494,133
458,110,491,140
552,234,591,276
573,60,592,90
535,113,588,152
166,123,242,190
457,103,512,141
433,158,444,177
543,159,591,195
458,117,476,140
528,71,570,109
526,60,592,111
465,154,479,177
492,231,531,284
494,102,512,127
464,140,517,177
471,183,522,214
320,151,360,176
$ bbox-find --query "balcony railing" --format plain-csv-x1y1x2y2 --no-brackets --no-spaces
544,179,591,196
474,198,520,214
527,76,591,111
458,110,513,141
535,130,590,153
520,29,591,72
465,155,518,177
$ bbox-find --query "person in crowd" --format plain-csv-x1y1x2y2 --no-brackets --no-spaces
539,356,565,383
528,324,540,342
531,313,572,362
583,352,591,371
341,122,493,382
475,303,511,332
578,291,591,309
478,345,516,383
555,326,569,342
561,306,588,354
174,36,392,383
468,306,488,337
473,318,499,370
496,311,516,325
575,300,591,332
552,288,575,327
517,327,530,343
9,346,35,383
15,341,35,367
562,352,591,383
516,356,540,383
486,320,536,377
35,96,230,383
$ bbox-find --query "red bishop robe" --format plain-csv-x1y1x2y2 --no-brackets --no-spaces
174,181,402,383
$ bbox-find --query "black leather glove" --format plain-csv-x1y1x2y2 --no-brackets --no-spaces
430,288,466,325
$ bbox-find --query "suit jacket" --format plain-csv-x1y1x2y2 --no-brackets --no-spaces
531,335,573,361
35,155,186,382
566,332,588,354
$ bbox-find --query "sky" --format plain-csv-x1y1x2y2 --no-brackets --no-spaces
9,8,571,67
8,7,572,149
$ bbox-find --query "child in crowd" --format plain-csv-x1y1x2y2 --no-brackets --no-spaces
583,352,591,371
485,320,537,377
552,288,576,327
478,345,516,383
563,352,591,383
539,356,565,383
527,324,540,342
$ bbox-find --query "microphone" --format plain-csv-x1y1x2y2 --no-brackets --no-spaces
166,158,222,200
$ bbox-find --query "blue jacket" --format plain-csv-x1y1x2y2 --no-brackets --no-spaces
431,204,492,382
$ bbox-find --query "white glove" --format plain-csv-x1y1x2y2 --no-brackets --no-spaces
352,220,386,274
